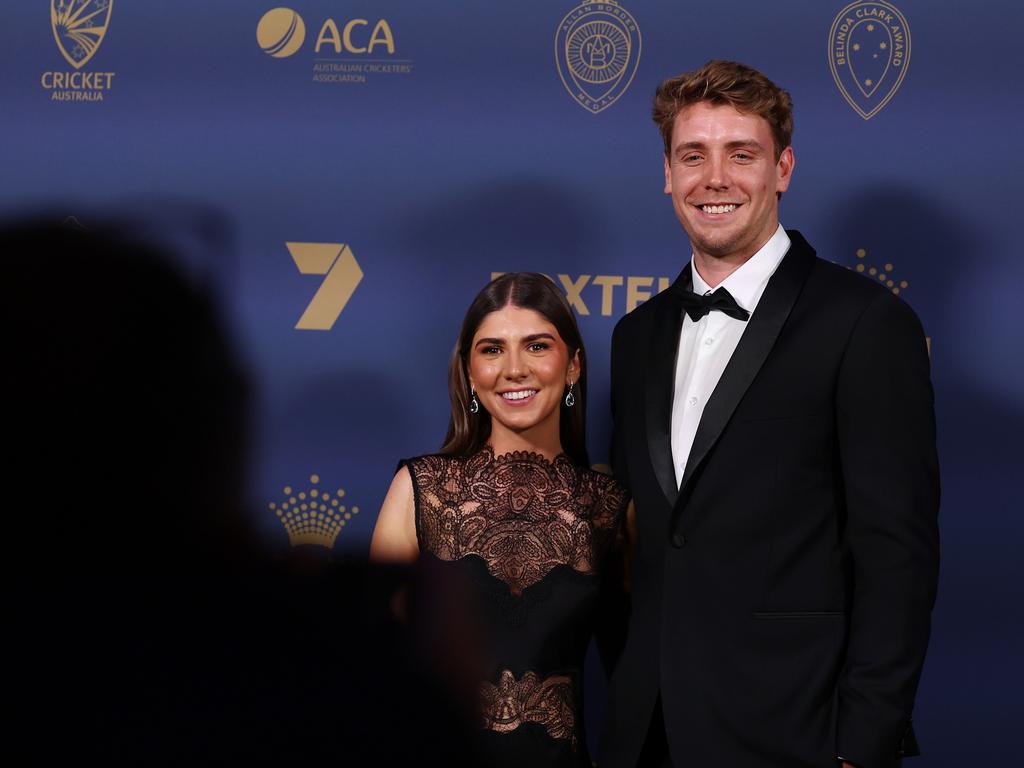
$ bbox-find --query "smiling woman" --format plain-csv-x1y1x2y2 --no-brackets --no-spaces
369,273,631,768
443,272,588,465
466,305,578,455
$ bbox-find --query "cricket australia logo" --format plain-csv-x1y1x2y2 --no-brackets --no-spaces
51,0,113,70
829,1,911,119
555,1,641,114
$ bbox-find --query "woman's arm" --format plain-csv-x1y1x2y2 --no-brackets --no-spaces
369,466,419,563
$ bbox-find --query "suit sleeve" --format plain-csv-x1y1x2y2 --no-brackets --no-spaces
595,316,636,675
834,291,940,767
609,315,633,493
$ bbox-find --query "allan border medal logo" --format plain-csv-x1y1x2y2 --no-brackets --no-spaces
556,1,641,114
43,0,116,101
829,1,911,119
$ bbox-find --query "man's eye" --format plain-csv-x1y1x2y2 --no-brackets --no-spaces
683,154,702,163
733,153,753,162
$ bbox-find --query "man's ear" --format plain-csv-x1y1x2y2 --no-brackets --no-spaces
775,146,795,194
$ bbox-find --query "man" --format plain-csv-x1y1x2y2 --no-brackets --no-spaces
601,61,939,768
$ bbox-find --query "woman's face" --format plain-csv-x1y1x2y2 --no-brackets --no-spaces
467,304,579,445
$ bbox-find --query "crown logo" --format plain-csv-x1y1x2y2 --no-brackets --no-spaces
852,248,908,296
849,249,929,352
51,0,114,70
270,474,360,548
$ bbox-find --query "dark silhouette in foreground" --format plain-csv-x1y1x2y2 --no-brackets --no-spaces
1,219,480,765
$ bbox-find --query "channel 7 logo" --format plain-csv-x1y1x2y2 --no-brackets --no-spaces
287,242,363,330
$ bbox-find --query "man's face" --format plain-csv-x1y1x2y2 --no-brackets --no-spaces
664,102,795,264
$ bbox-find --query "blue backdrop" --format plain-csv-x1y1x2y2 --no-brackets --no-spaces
4,1,1021,763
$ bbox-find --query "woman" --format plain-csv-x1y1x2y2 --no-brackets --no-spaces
371,272,629,767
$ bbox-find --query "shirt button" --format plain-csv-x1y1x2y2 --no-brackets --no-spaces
687,396,698,407
671,532,687,548
705,337,714,345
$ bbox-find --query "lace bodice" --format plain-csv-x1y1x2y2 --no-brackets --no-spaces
404,446,628,767
408,446,626,597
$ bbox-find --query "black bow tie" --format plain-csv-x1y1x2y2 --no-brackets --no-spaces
672,285,750,322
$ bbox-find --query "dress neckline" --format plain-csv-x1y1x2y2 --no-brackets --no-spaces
480,443,570,467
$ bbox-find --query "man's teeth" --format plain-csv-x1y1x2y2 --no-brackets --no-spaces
702,204,737,214
502,390,537,401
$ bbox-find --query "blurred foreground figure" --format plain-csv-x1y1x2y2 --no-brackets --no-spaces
1,219,478,766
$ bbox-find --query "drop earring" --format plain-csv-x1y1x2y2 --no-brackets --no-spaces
564,380,575,408
470,387,480,414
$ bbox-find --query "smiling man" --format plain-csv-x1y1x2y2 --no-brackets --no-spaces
600,61,939,768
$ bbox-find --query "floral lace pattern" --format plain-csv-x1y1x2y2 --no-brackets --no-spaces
480,670,577,746
409,447,626,596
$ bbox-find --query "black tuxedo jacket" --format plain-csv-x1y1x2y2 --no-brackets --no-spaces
600,231,939,768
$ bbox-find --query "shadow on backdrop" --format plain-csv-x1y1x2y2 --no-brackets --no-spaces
827,186,1022,764
392,177,611,268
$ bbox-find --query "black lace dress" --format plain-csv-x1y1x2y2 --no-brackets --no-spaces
404,446,629,768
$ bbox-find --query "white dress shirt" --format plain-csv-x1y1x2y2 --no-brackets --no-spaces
670,224,791,486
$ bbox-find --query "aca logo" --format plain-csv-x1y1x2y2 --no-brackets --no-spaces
555,1,642,114
313,18,395,55
269,474,360,549
288,242,364,331
256,7,306,58
256,6,411,84
41,0,117,101
829,1,911,119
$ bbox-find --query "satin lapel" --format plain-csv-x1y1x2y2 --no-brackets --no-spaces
676,231,816,501
645,269,690,509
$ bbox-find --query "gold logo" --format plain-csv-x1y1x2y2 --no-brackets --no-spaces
51,0,113,70
829,1,911,119
555,1,641,114
43,1,116,101
270,474,360,548
288,242,364,331
491,271,670,317
849,248,928,352
257,9,411,84
257,7,306,58
852,247,909,295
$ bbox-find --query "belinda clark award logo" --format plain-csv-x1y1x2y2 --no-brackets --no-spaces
829,1,911,119
41,0,116,102
555,1,641,114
